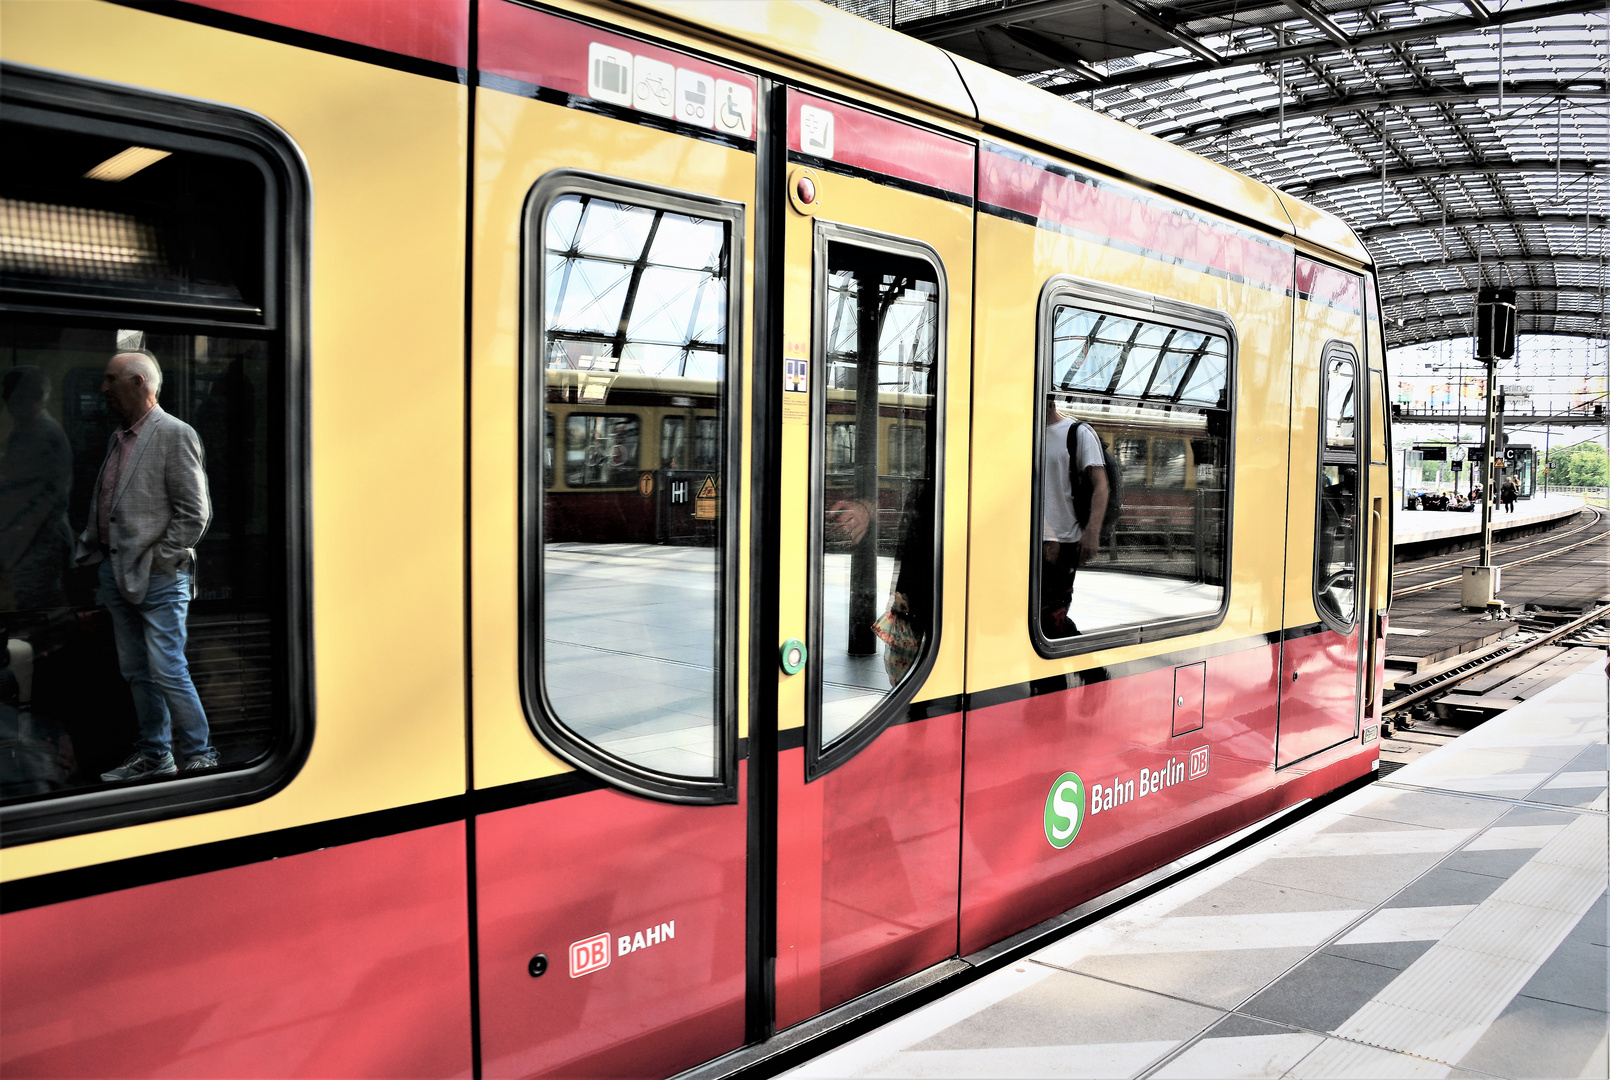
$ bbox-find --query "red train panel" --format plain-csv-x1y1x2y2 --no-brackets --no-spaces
179,0,470,67
0,824,473,1079
474,781,747,1079
959,642,1372,953
775,715,962,1030
1278,628,1361,766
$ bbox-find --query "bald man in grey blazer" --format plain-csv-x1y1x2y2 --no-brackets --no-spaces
76,348,216,782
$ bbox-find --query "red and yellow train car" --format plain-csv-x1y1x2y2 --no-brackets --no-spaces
0,2,1391,1076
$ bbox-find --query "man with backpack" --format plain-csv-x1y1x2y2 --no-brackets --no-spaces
1040,397,1109,638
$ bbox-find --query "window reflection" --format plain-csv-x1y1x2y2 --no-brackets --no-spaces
537,193,731,780
0,113,285,805
1038,302,1231,643
0,325,277,797
1316,348,1359,629
816,242,940,751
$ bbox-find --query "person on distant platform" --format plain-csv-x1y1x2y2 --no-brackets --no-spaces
1501,477,1516,513
76,348,215,782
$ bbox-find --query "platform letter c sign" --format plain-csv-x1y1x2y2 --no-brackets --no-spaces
1044,772,1086,849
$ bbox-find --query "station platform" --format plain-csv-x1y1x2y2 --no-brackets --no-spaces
791,668,1608,1080
1396,495,1585,547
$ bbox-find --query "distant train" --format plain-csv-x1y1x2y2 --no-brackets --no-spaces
1,2,1390,1078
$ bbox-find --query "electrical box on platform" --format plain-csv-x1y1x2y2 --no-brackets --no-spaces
1461,565,1500,608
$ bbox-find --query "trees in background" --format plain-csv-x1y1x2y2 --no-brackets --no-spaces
1545,441,1608,487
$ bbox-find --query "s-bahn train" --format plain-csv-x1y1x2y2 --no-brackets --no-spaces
0,2,1392,1077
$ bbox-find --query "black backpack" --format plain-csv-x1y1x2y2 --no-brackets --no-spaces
1069,421,1123,546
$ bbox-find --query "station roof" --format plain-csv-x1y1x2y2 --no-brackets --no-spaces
823,0,1608,349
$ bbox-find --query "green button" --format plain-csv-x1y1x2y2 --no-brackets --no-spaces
780,638,807,675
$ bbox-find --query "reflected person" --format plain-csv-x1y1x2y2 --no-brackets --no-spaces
1040,398,1107,638
76,349,216,782
0,366,73,611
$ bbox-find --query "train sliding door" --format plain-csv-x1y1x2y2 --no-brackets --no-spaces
467,4,757,1076
1277,258,1368,766
771,90,974,1029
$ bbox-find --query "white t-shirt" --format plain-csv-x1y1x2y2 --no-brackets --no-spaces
1043,418,1105,543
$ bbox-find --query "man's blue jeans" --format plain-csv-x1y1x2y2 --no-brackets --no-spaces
98,559,213,761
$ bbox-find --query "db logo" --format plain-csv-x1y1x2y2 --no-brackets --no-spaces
569,932,611,977
1189,746,1209,780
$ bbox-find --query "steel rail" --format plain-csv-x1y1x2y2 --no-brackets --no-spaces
1382,602,1610,715
1392,508,1610,597
1395,507,1604,577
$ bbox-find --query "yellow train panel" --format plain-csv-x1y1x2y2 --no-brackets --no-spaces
469,88,757,791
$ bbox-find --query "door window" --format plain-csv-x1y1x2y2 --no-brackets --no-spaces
809,233,942,773
525,180,740,798
1315,344,1361,631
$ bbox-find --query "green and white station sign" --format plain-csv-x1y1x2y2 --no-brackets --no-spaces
1043,771,1087,849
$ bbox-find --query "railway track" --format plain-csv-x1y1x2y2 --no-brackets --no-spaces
1391,505,1610,598
1382,601,1610,716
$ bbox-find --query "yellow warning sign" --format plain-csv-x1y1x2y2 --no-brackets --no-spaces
694,475,719,520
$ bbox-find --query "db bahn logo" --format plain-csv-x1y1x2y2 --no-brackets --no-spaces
1043,772,1086,849
569,933,610,977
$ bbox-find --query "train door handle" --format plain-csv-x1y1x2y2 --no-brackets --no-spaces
1292,670,1300,682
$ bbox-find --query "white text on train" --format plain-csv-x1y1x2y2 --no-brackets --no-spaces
618,920,675,957
1089,748,1208,816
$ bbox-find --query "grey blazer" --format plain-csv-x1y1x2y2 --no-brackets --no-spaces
75,406,211,604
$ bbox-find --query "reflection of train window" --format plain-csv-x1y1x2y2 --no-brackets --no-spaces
544,411,555,479
661,415,686,468
1035,286,1234,653
891,423,925,476
661,414,720,471
1115,437,1148,488
565,413,640,487
693,416,720,471
1152,438,1186,488
828,421,855,471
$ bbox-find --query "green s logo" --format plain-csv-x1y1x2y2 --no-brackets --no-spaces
1044,772,1086,849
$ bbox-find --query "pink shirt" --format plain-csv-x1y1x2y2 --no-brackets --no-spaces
96,404,155,547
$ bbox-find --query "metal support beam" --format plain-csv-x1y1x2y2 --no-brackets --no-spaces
1363,212,1606,242
1150,83,1608,142
901,0,1098,41
1030,0,1604,92
998,25,1105,81
1102,0,1225,64
1378,252,1607,278
1289,159,1600,197
1392,410,1607,426
1384,284,1610,307
1278,0,1353,47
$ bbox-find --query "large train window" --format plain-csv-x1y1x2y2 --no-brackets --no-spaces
523,175,741,803
0,66,309,843
807,227,944,778
563,413,640,487
1032,280,1234,655
1315,343,1361,631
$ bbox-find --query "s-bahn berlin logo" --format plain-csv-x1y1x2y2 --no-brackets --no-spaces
1043,772,1087,849
1044,748,1210,849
